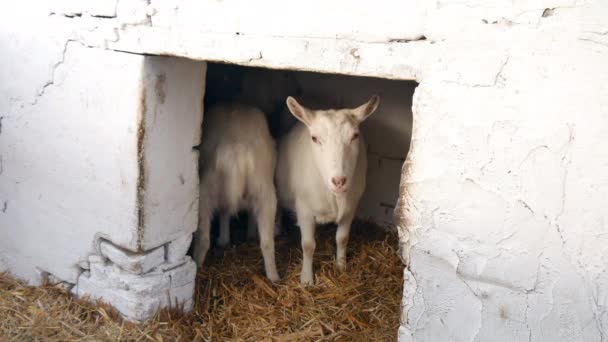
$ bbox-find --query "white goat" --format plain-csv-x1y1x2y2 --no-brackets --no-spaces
192,103,280,282
276,95,380,285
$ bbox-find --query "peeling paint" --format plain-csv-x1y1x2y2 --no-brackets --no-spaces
136,81,147,251
541,8,555,18
394,83,421,267
31,40,77,106
154,73,166,104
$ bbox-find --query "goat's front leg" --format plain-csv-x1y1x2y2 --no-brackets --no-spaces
336,212,355,271
296,203,316,285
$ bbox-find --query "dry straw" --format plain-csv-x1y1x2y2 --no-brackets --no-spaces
0,220,403,341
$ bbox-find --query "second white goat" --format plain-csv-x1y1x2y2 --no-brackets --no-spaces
192,103,280,282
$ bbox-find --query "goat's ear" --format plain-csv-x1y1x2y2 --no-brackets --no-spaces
352,95,380,122
286,96,314,126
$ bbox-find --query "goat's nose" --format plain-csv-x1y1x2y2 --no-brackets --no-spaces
332,176,347,187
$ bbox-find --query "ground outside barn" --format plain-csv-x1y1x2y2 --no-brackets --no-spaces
0,221,403,341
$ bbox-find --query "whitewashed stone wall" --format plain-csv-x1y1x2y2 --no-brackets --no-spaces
396,3,608,340
0,2,205,321
1,0,607,337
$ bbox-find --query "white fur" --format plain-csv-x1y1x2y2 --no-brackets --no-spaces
276,95,379,285
192,103,280,282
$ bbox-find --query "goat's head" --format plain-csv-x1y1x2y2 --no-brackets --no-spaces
286,95,380,195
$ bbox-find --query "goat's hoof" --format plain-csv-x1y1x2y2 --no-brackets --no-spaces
300,275,314,286
336,260,346,271
267,273,280,283
217,238,230,247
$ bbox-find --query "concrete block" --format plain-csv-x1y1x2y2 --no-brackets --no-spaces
166,233,193,263
77,259,90,270
100,240,165,275
75,256,196,321
164,257,197,288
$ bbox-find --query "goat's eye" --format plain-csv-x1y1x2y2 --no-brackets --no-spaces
351,133,360,141
312,136,319,144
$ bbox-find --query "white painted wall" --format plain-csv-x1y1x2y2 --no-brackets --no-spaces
2,0,607,335
150,0,426,43
0,5,143,283
139,56,206,250
0,1,205,320
397,2,608,340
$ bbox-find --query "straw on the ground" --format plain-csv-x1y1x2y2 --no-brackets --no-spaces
0,220,403,341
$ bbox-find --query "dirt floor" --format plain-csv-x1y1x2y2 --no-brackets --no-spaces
0,221,403,341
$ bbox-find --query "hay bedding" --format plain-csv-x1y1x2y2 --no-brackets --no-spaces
0,221,403,341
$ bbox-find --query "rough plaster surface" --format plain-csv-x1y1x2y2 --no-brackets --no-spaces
3,0,608,332
138,56,205,250
394,3,608,340
0,33,144,283
0,1,204,320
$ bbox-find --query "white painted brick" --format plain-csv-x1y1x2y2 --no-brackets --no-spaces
100,240,165,275
77,259,90,270
166,233,192,263
165,257,197,288
75,257,196,321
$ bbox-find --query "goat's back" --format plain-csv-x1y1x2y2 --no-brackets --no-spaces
200,103,276,213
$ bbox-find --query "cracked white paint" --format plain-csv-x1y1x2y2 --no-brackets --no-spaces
2,0,608,334
138,56,205,250
0,0,204,320
0,37,144,282
398,1,608,336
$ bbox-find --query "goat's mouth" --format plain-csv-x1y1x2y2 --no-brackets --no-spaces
330,186,348,195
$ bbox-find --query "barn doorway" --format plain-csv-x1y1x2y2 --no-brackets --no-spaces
193,62,416,339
